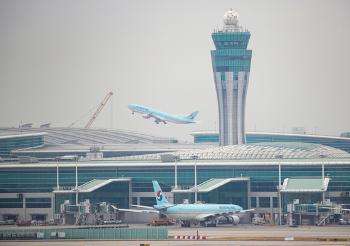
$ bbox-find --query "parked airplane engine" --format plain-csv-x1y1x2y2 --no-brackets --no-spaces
230,215,240,225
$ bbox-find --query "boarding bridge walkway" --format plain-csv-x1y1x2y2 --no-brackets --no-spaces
292,203,342,226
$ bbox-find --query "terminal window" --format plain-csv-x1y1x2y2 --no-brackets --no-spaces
140,197,155,207
259,197,270,208
272,197,278,208
250,197,257,208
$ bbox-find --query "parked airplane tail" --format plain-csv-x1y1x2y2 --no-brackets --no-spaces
186,111,199,120
152,180,170,206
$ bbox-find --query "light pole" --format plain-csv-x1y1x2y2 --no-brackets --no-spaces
56,158,60,190
75,156,79,205
191,155,199,203
275,154,283,225
320,154,327,203
174,155,179,189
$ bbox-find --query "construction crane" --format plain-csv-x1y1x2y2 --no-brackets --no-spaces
84,91,114,128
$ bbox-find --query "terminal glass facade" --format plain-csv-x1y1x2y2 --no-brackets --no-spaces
1,164,349,208
1,166,350,194
174,180,248,209
0,135,44,158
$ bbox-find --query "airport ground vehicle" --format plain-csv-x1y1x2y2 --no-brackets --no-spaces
149,218,175,226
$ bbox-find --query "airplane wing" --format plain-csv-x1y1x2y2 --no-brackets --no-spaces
152,115,166,124
117,208,160,214
240,209,255,213
194,213,218,221
141,113,166,124
110,205,159,214
131,204,155,209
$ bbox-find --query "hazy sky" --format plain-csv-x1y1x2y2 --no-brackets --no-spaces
0,0,349,142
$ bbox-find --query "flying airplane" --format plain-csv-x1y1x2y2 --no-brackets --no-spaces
128,104,198,124
116,181,252,227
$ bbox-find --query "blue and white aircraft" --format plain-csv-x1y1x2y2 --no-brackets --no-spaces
128,104,198,124
117,181,252,227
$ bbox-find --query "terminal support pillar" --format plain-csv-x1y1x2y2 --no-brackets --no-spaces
279,163,282,225
192,155,198,204
56,159,60,190
194,160,197,203
322,162,325,202
174,156,178,189
320,154,327,203
75,158,78,205
275,154,283,226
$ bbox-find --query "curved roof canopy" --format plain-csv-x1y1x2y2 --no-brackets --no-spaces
117,142,350,161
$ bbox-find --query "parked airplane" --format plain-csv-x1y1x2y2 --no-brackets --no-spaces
116,181,252,227
128,104,198,124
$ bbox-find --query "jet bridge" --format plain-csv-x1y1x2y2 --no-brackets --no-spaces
172,177,250,209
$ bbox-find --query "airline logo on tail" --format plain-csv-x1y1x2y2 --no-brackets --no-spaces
152,180,172,207
156,190,163,201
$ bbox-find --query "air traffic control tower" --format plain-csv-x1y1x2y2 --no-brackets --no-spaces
211,10,252,146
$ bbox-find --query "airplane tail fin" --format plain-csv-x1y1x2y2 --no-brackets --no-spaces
186,111,199,120
152,180,171,206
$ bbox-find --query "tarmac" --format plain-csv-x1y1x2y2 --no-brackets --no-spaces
166,224,350,239
0,224,350,245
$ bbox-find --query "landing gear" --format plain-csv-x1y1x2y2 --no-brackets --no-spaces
200,219,217,227
181,221,191,227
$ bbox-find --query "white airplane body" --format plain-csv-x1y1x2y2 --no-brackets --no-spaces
128,104,198,124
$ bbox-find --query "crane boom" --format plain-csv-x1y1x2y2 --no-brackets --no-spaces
85,91,114,128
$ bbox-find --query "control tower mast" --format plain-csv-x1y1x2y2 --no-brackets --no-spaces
211,9,252,146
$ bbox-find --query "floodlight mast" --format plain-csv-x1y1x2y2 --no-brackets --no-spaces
320,154,327,202
275,154,283,225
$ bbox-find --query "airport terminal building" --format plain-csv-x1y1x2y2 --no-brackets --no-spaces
1,140,350,224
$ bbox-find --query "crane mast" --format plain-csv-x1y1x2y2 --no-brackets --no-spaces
85,91,114,128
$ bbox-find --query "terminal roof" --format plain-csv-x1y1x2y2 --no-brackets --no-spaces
281,177,330,193
173,177,249,193
116,142,350,161
53,178,130,193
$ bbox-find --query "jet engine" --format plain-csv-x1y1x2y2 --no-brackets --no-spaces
229,215,240,225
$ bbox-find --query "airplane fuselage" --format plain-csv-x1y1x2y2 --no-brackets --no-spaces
128,104,196,124
158,203,242,221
